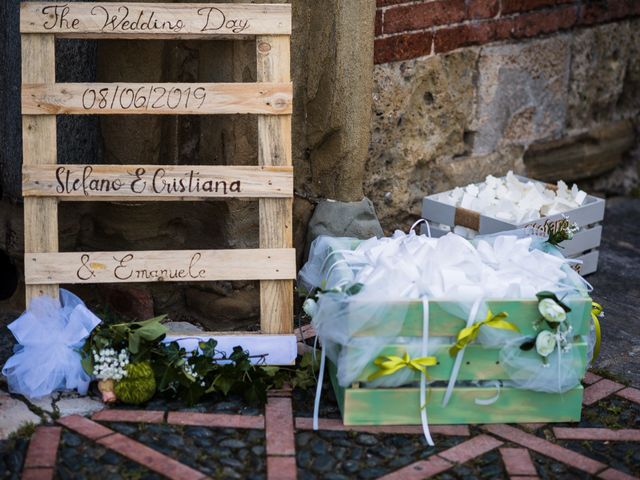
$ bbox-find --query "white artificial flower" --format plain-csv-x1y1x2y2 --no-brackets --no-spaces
538,298,566,323
535,331,557,357
302,298,318,318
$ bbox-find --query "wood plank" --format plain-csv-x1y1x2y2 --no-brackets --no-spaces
23,164,293,200
341,384,584,425
257,35,293,334
21,3,291,38
163,333,297,365
350,342,589,383
25,248,296,284
22,82,292,115
348,298,592,337
22,34,59,304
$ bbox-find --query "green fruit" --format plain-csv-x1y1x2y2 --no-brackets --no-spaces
114,361,156,405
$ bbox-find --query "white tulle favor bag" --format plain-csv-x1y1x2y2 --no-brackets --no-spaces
2,289,101,398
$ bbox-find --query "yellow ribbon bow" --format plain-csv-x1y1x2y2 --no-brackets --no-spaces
591,302,604,362
367,351,437,382
449,310,520,357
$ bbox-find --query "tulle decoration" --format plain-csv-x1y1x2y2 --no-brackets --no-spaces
2,289,101,399
300,228,591,390
500,335,585,393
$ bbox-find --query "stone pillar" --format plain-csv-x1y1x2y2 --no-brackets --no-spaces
292,0,376,202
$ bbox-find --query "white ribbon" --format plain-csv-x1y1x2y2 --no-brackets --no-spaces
312,344,326,431
420,298,434,446
442,298,483,407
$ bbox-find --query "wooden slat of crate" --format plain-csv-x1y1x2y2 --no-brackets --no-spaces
22,82,292,115
350,342,589,383
328,361,583,425
257,35,293,335
570,250,599,276
23,164,293,200
25,248,296,284
349,298,591,337
20,3,292,38
22,34,59,305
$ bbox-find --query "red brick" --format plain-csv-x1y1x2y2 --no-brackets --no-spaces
378,456,452,480
92,410,165,424
578,0,640,26
504,5,578,39
434,22,496,54
21,468,54,480
500,447,537,476
267,456,297,480
553,427,640,441
384,1,466,34
438,435,503,464
467,0,500,19
483,424,607,474
583,379,625,405
99,433,206,480
294,323,316,341
502,0,573,15
24,427,61,469
598,467,639,480
57,415,114,440
616,387,640,404
374,31,433,64
167,412,265,429
583,371,604,385
265,397,295,456
376,10,383,36
294,417,469,436
377,0,413,7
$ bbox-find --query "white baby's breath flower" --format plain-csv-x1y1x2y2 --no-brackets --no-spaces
535,331,557,357
538,298,566,323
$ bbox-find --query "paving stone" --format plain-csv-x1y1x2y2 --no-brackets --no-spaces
265,397,295,456
484,424,607,475
0,390,42,440
616,388,640,405
93,409,165,424
57,415,114,440
584,380,626,406
500,447,537,476
54,393,104,418
24,427,61,469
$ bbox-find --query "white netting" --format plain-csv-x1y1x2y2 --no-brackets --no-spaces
300,228,592,392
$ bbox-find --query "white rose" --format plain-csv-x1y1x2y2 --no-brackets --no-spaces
538,298,566,323
535,331,557,357
302,298,318,318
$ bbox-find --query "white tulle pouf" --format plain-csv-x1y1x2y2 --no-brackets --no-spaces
2,290,101,399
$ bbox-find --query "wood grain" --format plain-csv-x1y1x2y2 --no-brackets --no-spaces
22,82,292,115
22,34,59,304
21,3,291,38
257,35,293,334
25,248,296,284
23,164,293,200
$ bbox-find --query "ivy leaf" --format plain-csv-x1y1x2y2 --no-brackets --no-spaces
81,354,93,376
345,283,364,296
520,339,536,351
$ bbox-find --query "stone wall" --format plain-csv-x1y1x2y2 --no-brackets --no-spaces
369,0,640,231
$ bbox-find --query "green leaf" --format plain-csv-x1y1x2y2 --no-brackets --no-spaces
520,339,536,351
345,283,364,296
81,354,93,376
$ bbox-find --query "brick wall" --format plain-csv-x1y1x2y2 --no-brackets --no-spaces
375,0,640,64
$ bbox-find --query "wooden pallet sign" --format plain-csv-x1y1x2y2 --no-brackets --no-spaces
20,2,295,364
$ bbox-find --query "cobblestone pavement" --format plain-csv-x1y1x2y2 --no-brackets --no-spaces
2,198,640,479
2,368,637,480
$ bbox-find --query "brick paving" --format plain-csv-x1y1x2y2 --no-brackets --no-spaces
13,375,640,479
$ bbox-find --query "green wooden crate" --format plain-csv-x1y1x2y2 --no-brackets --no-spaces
328,298,590,425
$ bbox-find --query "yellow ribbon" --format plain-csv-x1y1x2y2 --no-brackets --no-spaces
368,351,437,382
449,310,520,357
591,302,603,362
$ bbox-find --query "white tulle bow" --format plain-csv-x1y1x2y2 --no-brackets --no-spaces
2,290,101,399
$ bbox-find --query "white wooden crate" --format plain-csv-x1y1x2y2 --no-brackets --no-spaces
421,176,605,276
